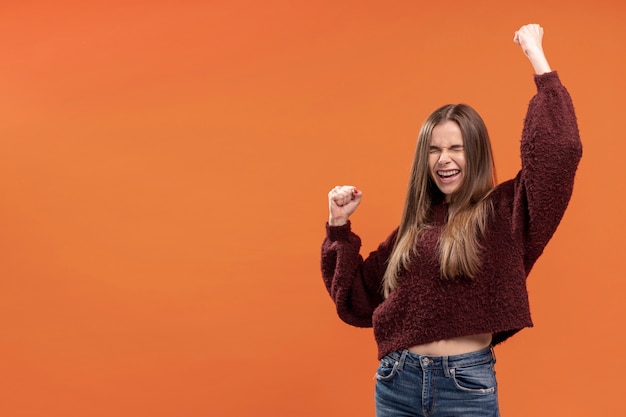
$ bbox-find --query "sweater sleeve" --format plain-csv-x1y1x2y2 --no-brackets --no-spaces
320,222,396,327
513,71,583,271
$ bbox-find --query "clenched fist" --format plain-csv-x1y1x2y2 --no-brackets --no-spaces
514,23,551,75
328,185,362,226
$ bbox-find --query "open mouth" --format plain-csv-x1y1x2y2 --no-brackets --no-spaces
437,169,460,178
436,169,461,185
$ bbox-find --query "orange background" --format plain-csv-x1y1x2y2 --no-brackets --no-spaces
1,1,624,416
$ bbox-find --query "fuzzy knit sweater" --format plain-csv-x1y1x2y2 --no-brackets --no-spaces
321,72,582,360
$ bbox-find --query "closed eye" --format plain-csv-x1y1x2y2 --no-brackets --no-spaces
430,146,463,153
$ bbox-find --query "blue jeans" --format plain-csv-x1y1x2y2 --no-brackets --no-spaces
375,347,500,417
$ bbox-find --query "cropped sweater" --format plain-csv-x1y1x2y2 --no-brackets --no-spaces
321,72,582,360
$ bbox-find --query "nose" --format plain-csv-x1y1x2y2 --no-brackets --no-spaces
438,151,451,165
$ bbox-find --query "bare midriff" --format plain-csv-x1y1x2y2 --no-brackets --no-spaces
407,333,493,356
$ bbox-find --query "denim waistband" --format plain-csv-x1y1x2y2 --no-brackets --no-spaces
385,346,495,375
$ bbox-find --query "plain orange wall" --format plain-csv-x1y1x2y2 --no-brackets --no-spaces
1,1,624,416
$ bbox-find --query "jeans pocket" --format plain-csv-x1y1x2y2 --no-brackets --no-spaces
450,361,496,394
375,356,400,382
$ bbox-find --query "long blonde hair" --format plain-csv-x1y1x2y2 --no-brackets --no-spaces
382,104,496,298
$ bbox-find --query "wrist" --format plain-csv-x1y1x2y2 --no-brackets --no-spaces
525,47,551,74
329,216,348,226
530,57,552,75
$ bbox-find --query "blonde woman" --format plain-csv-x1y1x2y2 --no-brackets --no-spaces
321,24,582,417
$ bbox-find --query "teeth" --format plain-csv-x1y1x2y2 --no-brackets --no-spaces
438,170,459,178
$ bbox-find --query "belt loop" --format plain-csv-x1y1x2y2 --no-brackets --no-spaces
397,350,409,371
490,345,496,363
443,355,451,378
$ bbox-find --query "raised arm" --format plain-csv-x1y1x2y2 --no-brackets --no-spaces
321,185,389,327
510,24,583,270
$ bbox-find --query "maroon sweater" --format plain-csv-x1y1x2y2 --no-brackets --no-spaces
321,72,582,360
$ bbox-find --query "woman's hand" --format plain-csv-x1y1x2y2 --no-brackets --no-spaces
328,185,362,226
514,23,552,75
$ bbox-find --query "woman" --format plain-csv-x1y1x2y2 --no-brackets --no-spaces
321,24,582,416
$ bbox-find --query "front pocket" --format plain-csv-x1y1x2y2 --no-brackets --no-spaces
450,362,496,394
375,357,400,381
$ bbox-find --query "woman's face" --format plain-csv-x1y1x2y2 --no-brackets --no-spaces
428,120,467,201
